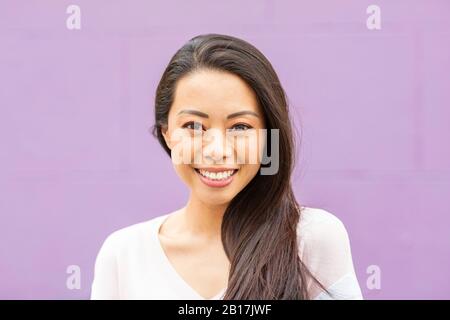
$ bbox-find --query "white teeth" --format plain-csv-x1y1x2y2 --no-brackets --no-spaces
198,169,235,180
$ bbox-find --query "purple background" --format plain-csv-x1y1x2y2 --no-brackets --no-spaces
0,0,449,299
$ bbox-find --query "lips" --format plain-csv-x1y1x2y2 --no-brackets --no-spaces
195,168,238,180
193,167,239,188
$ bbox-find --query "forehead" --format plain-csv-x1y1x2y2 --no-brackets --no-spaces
170,69,261,116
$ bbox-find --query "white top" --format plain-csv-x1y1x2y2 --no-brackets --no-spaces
90,207,363,300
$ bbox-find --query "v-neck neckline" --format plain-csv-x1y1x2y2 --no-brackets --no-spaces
152,213,227,300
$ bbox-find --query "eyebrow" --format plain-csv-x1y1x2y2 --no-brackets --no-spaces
177,109,260,119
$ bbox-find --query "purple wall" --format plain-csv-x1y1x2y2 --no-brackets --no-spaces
0,0,449,299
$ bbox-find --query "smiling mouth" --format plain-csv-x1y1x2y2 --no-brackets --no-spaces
193,168,239,181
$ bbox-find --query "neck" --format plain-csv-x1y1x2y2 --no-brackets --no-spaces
179,193,228,241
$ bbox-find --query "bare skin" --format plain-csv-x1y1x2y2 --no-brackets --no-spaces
158,206,230,299
159,69,265,299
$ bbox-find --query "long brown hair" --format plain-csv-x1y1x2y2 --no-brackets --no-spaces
152,34,328,299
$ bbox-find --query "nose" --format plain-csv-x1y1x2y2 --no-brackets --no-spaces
202,128,233,164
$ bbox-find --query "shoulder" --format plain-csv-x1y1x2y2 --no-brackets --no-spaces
297,206,350,252
95,214,167,257
297,206,352,258
91,214,169,299
298,206,346,231
297,207,362,299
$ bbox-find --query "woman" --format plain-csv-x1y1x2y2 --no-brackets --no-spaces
90,34,363,300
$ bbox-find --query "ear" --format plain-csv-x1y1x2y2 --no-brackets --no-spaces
161,126,172,150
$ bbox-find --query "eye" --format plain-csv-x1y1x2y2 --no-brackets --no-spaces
182,121,204,131
228,123,253,131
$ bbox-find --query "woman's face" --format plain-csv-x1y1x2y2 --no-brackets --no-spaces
162,69,266,206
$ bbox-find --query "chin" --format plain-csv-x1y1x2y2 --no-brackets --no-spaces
193,185,241,207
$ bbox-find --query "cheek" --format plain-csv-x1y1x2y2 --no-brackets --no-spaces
169,134,201,166
233,133,265,165
238,164,260,184
172,163,196,187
